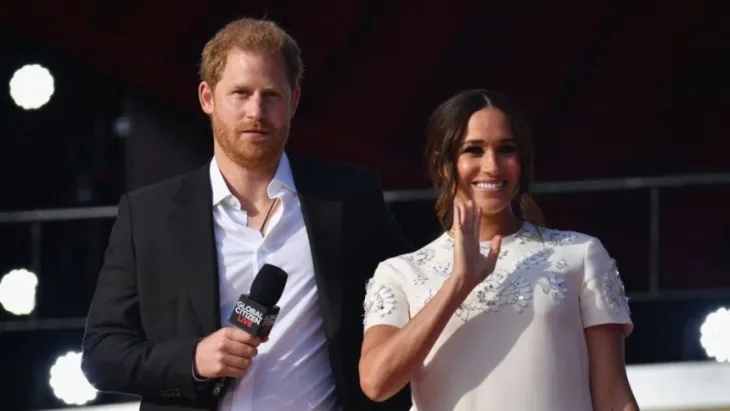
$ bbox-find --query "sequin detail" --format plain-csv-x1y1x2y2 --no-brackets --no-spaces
405,247,436,265
546,229,577,245
480,244,509,260
539,273,569,302
455,270,534,321
429,261,452,277
406,235,505,283
404,245,438,284
602,259,631,314
413,270,429,285
363,279,397,323
366,228,633,327
517,224,542,244
513,249,552,272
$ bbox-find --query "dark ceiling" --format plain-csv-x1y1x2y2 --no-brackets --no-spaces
3,0,728,190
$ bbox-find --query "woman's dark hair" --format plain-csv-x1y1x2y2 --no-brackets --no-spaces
425,89,544,230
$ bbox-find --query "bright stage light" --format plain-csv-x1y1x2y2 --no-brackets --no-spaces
0,268,38,315
49,351,98,405
9,64,55,110
700,307,730,363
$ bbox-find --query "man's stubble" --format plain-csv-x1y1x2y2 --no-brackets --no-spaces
211,111,288,171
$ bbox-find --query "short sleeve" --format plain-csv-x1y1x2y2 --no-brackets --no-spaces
579,237,633,336
363,261,410,332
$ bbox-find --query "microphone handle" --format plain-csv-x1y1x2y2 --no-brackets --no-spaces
218,297,280,398
212,377,231,397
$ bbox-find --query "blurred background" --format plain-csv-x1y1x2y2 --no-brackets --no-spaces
0,0,728,410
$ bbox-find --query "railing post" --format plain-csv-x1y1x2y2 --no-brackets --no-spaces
649,188,660,297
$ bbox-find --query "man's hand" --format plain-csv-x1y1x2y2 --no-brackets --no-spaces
194,327,263,379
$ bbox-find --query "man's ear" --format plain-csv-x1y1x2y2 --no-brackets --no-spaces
198,81,215,115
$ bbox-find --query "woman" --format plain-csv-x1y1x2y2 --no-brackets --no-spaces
359,89,638,411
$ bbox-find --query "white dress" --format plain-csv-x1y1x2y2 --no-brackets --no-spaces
363,222,633,411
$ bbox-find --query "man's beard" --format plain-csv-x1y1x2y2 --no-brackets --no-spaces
212,112,288,170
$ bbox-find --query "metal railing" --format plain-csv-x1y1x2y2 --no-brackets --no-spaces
1,172,730,333
382,172,730,301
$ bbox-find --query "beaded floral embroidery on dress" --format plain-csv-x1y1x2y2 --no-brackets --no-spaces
512,248,552,272
404,246,436,265
453,247,571,320
393,228,581,322
480,243,509,259
363,278,397,324
365,224,630,326
517,223,542,244
545,229,578,245
404,246,436,285
454,270,534,320
602,259,631,314
538,273,569,302
429,260,452,277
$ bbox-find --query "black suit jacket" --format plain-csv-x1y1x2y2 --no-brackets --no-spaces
81,156,413,411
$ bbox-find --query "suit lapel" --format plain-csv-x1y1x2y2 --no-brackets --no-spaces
167,158,344,337
291,157,344,337
171,164,221,334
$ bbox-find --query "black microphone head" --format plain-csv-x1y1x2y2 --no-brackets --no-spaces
249,264,288,307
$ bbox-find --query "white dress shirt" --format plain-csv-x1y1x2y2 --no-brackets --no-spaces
210,154,337,411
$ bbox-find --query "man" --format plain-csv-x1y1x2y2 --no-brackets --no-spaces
81,17,412,411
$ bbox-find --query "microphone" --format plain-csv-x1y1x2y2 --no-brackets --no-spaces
228,263,288,338
212,264,288,398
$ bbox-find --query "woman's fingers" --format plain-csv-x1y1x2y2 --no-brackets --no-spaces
453,202,462,237
465,201,470,228
454,200,482,255
472,203,481,243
